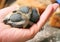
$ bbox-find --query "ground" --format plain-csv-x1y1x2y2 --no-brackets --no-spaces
27,22,60,42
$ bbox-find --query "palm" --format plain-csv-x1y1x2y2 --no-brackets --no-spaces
0,21,35,42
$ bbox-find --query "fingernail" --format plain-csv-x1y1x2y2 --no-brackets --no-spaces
53,3,59,11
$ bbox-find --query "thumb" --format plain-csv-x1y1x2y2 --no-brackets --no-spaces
37,3,59,29
30,3,59,37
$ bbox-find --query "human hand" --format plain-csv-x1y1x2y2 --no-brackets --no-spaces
0,3,59,42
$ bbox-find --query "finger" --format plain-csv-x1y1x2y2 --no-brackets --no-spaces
29,4,53,34
37,3,59,29
0,5,19,22
37,4,53,28
52,3,59,10
29,3,59,36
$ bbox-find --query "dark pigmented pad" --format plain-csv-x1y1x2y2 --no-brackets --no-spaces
3,19,10,24
10,13,22,22
13,10,17,13
19,6,30,14
30,8,40,23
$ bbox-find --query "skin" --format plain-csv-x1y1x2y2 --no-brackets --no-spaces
0,3,59,42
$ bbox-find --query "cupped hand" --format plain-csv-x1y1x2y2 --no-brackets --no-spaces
0,3,59,42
